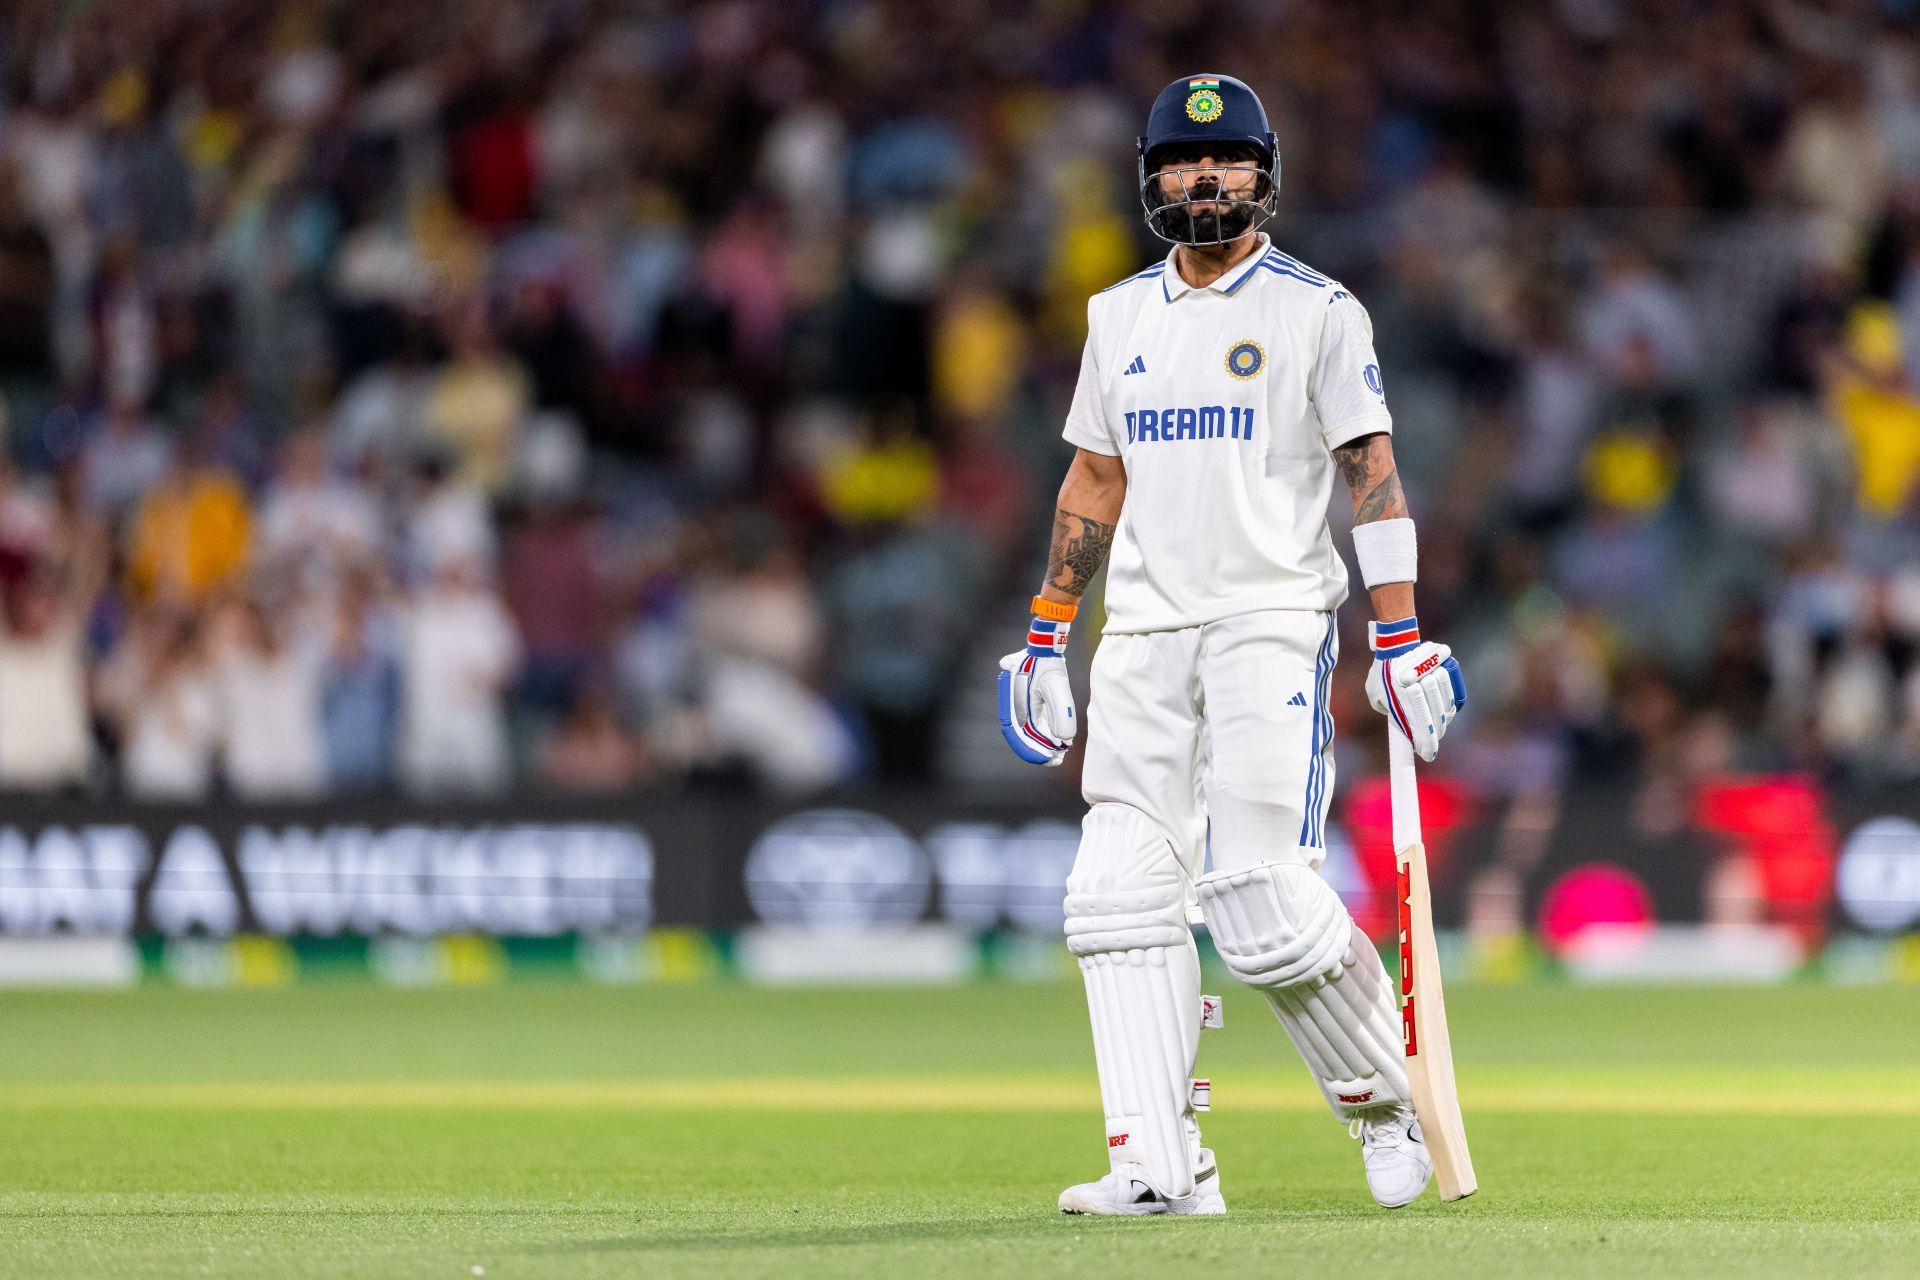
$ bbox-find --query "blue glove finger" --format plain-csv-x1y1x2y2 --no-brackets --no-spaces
998,667,1062,765
1442,656,1467,712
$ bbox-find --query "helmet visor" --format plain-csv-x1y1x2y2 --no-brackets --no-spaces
1141,160,1275,246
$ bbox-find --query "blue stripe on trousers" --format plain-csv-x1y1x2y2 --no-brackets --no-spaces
1312,612,1335,845
1298,612,1336,847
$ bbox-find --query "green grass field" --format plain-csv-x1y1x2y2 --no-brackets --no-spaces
2,980,1917,1280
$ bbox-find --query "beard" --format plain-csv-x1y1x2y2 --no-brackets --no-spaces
1148,196,1261,245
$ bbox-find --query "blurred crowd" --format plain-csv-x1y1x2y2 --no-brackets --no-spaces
0,0,1919,802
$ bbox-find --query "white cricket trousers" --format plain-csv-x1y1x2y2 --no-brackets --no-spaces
1063,608,1410,1198
1082,608,1338,882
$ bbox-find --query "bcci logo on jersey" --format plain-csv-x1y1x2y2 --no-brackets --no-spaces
1225,340,1265,380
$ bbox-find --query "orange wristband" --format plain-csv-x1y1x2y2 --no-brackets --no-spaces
1031,596,1079,622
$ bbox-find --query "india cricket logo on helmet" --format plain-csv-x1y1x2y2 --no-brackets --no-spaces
1138,73,1280,247
1185,80,1226,123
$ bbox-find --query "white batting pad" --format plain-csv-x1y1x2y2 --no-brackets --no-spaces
1064,805,1204,1197
1197,861,1410,1120
1075,943,1202,1196
1064,805,1194,956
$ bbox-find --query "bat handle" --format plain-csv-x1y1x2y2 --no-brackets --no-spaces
1388,724,1421,851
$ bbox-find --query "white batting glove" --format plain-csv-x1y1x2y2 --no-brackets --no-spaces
1365,615,1467,762
998,608,1077,766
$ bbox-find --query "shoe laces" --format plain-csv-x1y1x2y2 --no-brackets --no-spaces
1348,1110,1409,1151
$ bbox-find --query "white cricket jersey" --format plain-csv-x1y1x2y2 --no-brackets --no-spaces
1063,233,1392,634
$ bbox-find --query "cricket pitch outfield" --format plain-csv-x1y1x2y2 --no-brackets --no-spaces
1,981,1916,1279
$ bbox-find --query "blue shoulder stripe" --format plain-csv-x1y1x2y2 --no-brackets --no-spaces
1259,261,1328,288
1261,261,1330,287
1099,264,1166,293
1264,249,1330,283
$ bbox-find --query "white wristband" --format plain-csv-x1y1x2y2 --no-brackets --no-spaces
1352,517,1417,588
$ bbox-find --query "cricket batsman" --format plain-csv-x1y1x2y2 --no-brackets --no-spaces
998,73,1467,1214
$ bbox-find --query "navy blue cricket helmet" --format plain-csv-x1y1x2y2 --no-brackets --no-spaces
1137,74,1280,246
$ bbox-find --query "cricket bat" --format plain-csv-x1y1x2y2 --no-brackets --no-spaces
1388,725,1478,1201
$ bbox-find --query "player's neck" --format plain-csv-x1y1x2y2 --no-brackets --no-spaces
1172,233,1263,290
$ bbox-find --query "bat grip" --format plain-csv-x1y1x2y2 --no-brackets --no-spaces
1388,724,1421,851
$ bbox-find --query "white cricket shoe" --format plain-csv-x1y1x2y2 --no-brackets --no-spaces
1057,1163,1168,1216
1058,1149,1225,1217
1172,1148,1226,1215
1349,1108,1432,1208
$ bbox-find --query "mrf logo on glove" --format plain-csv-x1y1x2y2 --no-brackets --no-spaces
1365,615,1467,763
998,596,1079,766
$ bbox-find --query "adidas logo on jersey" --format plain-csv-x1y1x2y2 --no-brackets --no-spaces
1287,692,1308,706
1123,355,1146,375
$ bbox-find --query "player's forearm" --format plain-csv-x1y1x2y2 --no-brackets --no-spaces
1367,579,1414,621
1040,449,1127,604
1331,432,1414,620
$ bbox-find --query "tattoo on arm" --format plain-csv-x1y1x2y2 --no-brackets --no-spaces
1332,435,1408,525
1047,508,1117,597
1353,468,1405,524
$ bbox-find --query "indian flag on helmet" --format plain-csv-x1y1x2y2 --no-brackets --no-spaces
1185,78,1225,123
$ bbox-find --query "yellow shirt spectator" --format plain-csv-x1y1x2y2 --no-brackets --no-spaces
1042,158,1135,348
934,287,1024,423
127,467,253,600
1828,303,1920,517
820,434,939,526
1582,428,1676,513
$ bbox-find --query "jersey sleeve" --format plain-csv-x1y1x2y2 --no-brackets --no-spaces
1310,291,1394,450
1060,315,1120,456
